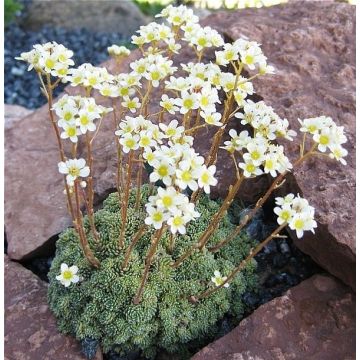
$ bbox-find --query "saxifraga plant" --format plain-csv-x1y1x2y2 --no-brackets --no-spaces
17,4,348,359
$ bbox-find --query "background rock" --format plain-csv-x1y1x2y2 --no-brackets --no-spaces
4,255,101,359
204,1,356,289
192,274,355,360
5,104,32,130
22,0,150,37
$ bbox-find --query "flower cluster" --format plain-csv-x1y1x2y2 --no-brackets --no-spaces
115,116,218,233
215,39,274,74
299,116,348,164
274,194,317,238
52,94,112,143
16,41,74,78
107,45,131,57
66,63,113,89
145,187,200,234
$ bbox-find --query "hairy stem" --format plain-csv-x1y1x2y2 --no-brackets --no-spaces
119,150,134,248
133,226,166,304
74,181,100,268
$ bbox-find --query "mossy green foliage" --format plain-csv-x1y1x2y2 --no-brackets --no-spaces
4,0,22,26
48,185,257,359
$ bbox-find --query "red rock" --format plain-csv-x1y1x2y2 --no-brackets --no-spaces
192,274,355,360
204,1,356,289
5,104,32,130
4,255,101,359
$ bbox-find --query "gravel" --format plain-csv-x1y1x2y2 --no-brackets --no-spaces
5,23,130,109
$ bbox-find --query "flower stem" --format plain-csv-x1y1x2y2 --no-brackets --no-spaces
74,181,100,268
193,223,287,301
119,150,134,248
122,224,147,270
133,226,166,304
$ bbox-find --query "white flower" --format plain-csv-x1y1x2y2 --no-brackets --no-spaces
60,123,81,143
56,263,80,287
238,159,263,178
160,95,179,115
275,194,295,206
167,211,187,234
200,111,222,127
145,206,168,229
58,158,90,185
76,111,97,134
156,187,182,213
159,120,184,138
149,159,175,186
329,145,348,165
175,161,199,191
274,204,295,225
174,91,199,114
288,213,317,238
193,165,217,194
211,270,229,288
119,133,140,153
121,97,141,113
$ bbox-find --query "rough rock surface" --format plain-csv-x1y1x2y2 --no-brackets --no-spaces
192,274,355,360
5,104,32,130
23,0,150,37
4,256,101,359
204,1,356,289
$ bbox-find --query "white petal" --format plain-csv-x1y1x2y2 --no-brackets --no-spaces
60,263,68,272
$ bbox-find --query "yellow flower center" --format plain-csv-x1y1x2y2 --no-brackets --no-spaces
137,65,145,74
67,127,76,137
125,138,136,148
294,218,304,230
80,115,89,125
140,137,150,146
183,98,193,109
64,112,72,121
246,163,255,173
158,165,168,177
181,171,192,182
88,77,97,86
152,212,163,222
68,166,80,177
319,135,329,145
173,216,183,226
62,270,73,280
198,38,207,47
245,54,254,64
201,172,210,184
162,196,173,207
308,125,317,133
225,50,235,61
280,210,291,221
251,151,260,160
151,71,161,81
45,58,55,69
